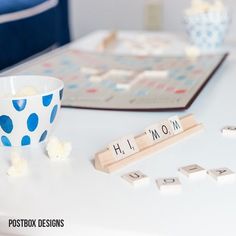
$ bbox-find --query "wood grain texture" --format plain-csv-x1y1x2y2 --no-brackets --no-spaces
94,114,204,173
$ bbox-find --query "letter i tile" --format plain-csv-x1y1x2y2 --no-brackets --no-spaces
108,135,139,160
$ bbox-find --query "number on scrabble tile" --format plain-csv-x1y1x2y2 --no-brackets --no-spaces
108,135,139,160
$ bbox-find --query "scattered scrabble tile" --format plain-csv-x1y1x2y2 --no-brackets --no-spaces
7,151,28,177
168,116,183,135
207,167,235,182
108,135,139,160
46,136,72,160
122,171,149,186
221,126,236,137
156,177,182,193
178,164,205,178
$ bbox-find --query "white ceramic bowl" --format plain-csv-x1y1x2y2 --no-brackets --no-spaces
0,75,64,147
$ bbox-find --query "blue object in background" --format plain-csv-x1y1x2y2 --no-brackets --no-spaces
0,0,70,70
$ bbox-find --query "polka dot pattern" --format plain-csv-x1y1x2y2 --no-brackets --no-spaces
21,135,31,146
27,113,39,132
0,81,63,146
12,99,27,111
1,136,11,146
0,115,13,134
184,11,230,48
59,89,63,100
42,94,53,107
39,130,47,142
50,105,58,124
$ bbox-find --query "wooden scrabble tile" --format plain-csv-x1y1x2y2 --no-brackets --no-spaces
97,31,117,51
103,69,134,79
108,135,139,160
168,116,183,135
80,67,101,75
156,177,182,192
139,70,169,79
95,114,203,173
178,164,205,178
221,126,236,137
145,120,173,144
103,69,137,90
89,75,103,83
207,167,235,182
116,75,142,90
122,170,149,186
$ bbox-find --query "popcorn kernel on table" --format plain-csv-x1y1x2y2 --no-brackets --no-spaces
7,151,28,177
46,136,72,160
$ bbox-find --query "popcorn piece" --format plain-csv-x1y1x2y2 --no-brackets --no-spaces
46,136,72,160
185,46,200,58
185,0,226,15
14,87,38,97
211,0,224,12
7,151,28,177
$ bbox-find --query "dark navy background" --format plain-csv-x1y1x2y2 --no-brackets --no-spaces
0,0,70,70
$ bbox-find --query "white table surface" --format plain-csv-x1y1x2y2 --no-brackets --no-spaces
1,31,236,236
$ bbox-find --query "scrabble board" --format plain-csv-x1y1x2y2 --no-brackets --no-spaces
5,48,227,111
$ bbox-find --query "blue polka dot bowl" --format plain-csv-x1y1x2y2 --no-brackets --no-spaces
184,10,230,49
0,75,64,147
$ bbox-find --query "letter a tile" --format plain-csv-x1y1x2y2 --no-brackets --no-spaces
207,167,235,182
